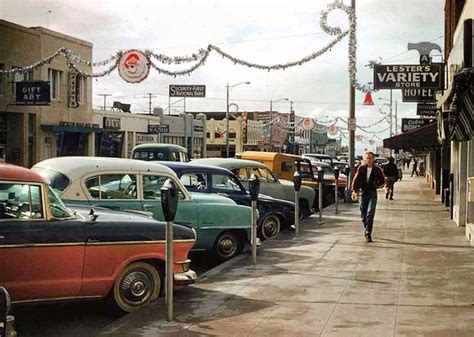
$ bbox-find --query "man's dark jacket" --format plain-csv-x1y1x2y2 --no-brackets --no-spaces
383,162,399,178
352,165,385,193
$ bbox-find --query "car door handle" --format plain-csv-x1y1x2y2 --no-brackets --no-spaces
143,204,156,209
87,238,101,243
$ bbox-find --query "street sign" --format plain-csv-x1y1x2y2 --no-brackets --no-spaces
15,81,50,105
416,103,438,117
148,124,170,134
373,64,444,89
401,118,431,132
348,118,356,131
169,85,206,97
402,88,436,102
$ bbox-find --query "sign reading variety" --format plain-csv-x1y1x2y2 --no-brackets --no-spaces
401,118,431,132
373,64,444,90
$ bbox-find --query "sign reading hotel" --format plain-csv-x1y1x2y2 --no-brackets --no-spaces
402,88,436,102
169,85,206,97
373,64,444,89
15,81,50,105
401,118,431,132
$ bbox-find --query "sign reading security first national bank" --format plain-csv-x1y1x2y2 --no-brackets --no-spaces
373,64,444,90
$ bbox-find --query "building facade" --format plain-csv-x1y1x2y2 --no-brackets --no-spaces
0,20,94,167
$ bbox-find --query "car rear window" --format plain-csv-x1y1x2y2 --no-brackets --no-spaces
32,167,70,192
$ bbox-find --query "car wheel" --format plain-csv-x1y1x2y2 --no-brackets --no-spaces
214,231,242,261
260,214,281,240
112,261,161,313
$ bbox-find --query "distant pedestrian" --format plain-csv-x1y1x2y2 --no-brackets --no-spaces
351,152,385,243
406,158,411,169
383,157,398,200
411,159,418,177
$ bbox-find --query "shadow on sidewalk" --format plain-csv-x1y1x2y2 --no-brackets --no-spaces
378,238,472,249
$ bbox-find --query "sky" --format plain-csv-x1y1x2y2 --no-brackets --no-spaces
0,0,445,145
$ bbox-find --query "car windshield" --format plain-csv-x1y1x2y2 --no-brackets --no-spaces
48,186,74,218
32,167,70,192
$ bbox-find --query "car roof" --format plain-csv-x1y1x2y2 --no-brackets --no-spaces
156,161,234,175
0,163,44,183
132,143,187,152
311,161,332,167
33,156,176,180
304,153,333,158
192,158,269,169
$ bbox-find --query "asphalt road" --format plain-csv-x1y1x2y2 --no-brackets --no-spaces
11,252,221,337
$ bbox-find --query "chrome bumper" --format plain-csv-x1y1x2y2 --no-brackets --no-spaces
174,269,197,286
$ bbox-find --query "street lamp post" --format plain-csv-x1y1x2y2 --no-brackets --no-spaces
269,98,289,151
226,81,250,158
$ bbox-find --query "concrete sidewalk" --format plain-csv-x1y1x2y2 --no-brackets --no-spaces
99,175,474,337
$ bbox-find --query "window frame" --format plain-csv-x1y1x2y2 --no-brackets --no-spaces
0,180,46,221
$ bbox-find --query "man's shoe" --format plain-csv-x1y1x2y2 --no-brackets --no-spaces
389,197,394,200
366,234,372,243
364,232,369,240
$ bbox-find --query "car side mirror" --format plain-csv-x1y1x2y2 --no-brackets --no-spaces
248,173,260,201
161,179,179,222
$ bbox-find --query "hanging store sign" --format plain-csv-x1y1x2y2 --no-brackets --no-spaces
15,81,50,105
401,118,431,132
402,88,436,102
416,103,438,117
103,117,121,130
169,85,206,97
148,124,169,134
373,64,444,89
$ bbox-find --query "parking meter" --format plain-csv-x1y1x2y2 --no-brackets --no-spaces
248,174,260,264
248,174,260,202
293,171,302,237
333,167,340,214
160,179,178,322
0,287,11,337
343,165,350,177
161,179,178,222
317,168,324,224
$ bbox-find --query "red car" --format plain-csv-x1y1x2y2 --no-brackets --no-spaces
0,163,197,312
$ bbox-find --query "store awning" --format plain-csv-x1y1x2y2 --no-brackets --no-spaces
383,120,441,150
41,124,102,133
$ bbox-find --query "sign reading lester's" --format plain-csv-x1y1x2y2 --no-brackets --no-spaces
15,81,50,105
169,85,206,97
374,64,444,89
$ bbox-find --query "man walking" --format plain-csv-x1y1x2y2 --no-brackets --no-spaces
351,152,385,242
383,157,399,200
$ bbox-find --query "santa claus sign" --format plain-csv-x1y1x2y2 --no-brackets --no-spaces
118,50,150,83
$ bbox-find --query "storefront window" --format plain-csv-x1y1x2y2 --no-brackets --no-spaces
96,131,123,157
57,132,87,156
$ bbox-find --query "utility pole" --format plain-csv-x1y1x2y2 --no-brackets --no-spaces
348,0,356,200
98,94,111,110
289,101,295,154
147,93,154,115
226,83,230,158
395,100,398,134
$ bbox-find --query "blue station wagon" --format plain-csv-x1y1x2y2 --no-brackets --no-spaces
159,162,296,239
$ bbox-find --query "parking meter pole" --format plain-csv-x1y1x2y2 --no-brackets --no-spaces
318,183,323,222
334,168,340,214
294,190,299,237
251,200,257,264
165,220,173,322
160,179,179,325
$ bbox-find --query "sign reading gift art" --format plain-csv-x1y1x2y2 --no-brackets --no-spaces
15,81,50,105
401,118,431,132
373,64,444,89
118,50,150,83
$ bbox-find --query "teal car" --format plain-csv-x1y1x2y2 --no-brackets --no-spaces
32,157,252,260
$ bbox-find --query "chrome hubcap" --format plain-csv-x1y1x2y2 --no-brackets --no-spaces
219,237,236,256
121,271,151,303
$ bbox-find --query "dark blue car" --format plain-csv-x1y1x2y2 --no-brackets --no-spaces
158,162,296,239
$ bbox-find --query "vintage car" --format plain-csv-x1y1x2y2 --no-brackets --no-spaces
0,163,197,313
192,158,316,218
159,162,296,239
32,157,252,261
237,151,336,210
311,161,348,200
302,153,334,167
131,143,189,162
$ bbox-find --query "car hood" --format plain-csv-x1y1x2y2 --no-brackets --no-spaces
189,191,237,205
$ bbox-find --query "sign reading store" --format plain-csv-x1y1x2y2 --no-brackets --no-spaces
373,64,444,89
